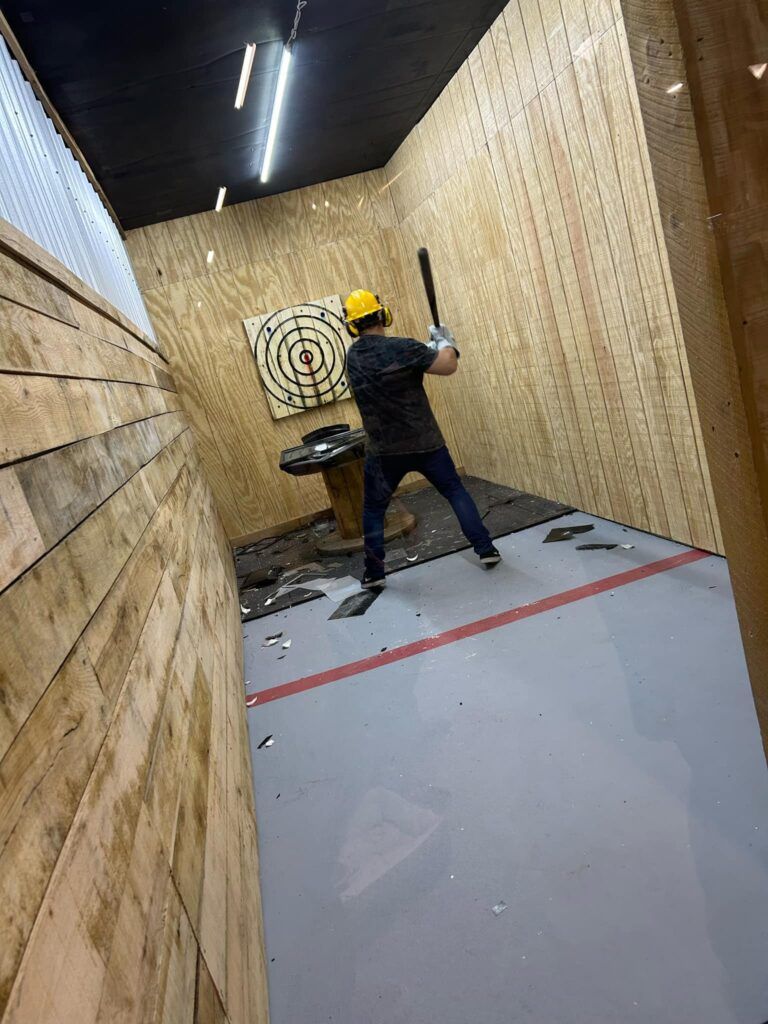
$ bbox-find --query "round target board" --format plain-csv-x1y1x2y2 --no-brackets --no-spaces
243,295,351,420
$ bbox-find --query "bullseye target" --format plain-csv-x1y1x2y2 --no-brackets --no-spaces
243,294,351,420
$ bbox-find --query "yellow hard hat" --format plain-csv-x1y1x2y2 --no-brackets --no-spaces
343,289,392,337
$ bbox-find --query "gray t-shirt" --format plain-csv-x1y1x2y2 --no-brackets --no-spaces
346,334,444,456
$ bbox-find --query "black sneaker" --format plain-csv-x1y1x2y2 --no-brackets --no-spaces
478,546,502,566
362,571,387,590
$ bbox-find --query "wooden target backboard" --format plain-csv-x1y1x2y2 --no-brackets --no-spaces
243,295,351,420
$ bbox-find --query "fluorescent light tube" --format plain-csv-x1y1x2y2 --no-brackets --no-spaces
215,186,227,212
260,46,292,183
206,250,215,264
235,43,257,109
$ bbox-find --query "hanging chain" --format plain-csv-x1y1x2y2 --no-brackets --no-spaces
288,0,308,46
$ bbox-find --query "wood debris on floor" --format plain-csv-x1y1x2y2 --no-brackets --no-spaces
235,477,571,621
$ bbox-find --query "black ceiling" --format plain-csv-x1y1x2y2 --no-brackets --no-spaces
3,0,508,229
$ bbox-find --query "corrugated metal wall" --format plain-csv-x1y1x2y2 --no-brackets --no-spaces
0,37,154,338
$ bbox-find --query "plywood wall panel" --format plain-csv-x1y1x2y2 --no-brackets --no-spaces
126,226,162,294
520,0,554,90
0,467,44,590
0,298,170,389
585,0,616,35
196,955,228,1024
93,804,172,1023
472,36,498,140
4,568,184,1024
0,640,108,1013
129,170,458,539
559,0,591,57
14,412,186,552
540,0,571,76
381,0,720,556
579,37,691,539
517,102,611,515
142,285,246,538
0,249,78,326
366,168,398,230
198,642,229,999
505,1,539,105
610,17,719,545
491,11,523,121
72,299,171,377
0,373,180,464
533,83,631,523
172,659,213,933
0,222,267,1022
155,884,199,1024
457,60,487,159
617,0,768,744
1,455,172,756
258,189,316,256
141,221,185,287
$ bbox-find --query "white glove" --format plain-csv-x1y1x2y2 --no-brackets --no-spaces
428,323,460,357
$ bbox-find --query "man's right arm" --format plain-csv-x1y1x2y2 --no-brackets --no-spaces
426,347,458,376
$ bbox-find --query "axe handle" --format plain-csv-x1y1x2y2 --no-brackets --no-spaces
417,247,440,326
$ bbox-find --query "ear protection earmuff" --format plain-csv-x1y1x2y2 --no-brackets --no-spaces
373,294,393,328
342,306,359,337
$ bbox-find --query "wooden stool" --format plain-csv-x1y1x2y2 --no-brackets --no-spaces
279,426,417,554
317,458,416,554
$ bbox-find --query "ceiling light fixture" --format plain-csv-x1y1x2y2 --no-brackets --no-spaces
214,186,227,212
206,249,215,264
260,0,307,184
235,43,257,109
260,46,292,183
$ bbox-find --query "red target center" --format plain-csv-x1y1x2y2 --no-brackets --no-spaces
299,350,313,365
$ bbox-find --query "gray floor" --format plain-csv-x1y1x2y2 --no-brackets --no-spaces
244,513,768,1024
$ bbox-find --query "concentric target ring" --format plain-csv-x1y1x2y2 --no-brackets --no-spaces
254,303,348,407
280,331,333,384
287,338,328,378
268,323,338,397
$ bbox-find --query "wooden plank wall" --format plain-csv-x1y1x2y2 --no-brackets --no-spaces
126,170,459,542
0,219,268,1024
619,0,768,745
385,0,722,553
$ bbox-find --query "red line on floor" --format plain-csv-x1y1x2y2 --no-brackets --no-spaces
245,548,708,708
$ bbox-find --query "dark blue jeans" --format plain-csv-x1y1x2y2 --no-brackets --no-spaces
363,446,493,575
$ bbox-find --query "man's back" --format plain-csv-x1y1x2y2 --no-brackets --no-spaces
340,289,499,584
346,333,443,456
